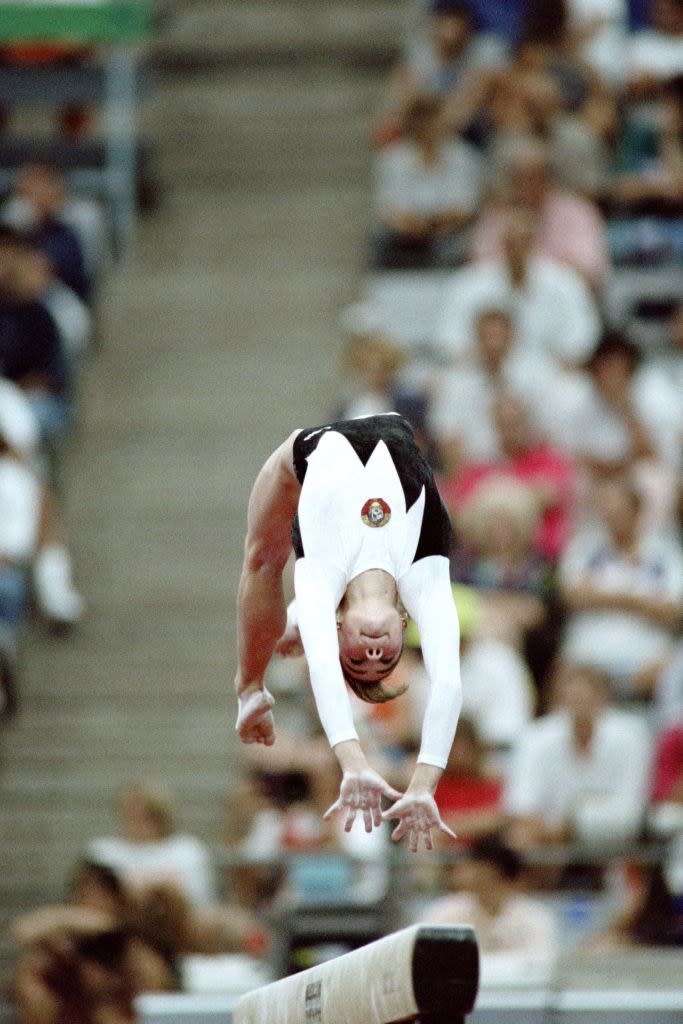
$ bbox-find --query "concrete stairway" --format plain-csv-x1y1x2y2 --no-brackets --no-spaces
0,0,403,1002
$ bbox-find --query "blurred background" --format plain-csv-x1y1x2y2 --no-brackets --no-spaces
0,2,680,1023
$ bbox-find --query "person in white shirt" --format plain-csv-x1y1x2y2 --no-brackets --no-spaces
0,405,84,713
566,0,629,86
0,447,42,628
421,834,560,981
0,378,84,630
374,93,483,268
428,305,556,467
86,782,216,908
558,475,683,693
550,332,681,532
627,0,683,94
374,0,506,144
0,382,39,667
234,414,462,852
432,209,601,368
504,663,653,849
0,376,40,460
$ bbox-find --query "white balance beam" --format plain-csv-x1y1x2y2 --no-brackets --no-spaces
233,923,479,1024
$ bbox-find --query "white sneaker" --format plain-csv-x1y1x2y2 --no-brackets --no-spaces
34,545,85,626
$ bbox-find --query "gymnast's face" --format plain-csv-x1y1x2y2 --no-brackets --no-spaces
337,603,406,682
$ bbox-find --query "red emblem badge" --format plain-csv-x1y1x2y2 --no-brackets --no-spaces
361,498,391,528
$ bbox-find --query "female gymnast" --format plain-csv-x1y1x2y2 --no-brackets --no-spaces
235,413,462,852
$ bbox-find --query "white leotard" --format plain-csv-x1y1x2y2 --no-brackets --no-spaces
291,416,462,769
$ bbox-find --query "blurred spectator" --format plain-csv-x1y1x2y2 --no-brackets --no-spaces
449,468,563,696
404,581,535,752
648,721,683,835
86,782,217,908
460,635,536,755
428,307,558,472
0,373,40,460
433,716,505,842
221,767,292,911
483,62,564,164
611,73,683,216
558,474,683,696
0,216,91,378
0,373,84,644
504,663,652,850
87,782,270,956
2,163,108,287
639,302,683,402
0,164,90,303
0,439,35,714
450,477,553,645
0,388,27,715
0,228,74,447
566,0,630,87
473,136,612,288
548,90,619,202
514,0,595,111
374,0,507,145
584,858,681,948
654,640,683,727
627,0,683,97
11,859,177,1024
0,414,84,667
554,333,681,531
333,331,431,452
373,93,483,269
439,388,578,563
223,754,389,911
420,834,560,980
433,208,602,367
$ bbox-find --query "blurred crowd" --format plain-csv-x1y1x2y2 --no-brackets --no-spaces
0,159,107,718
11,783,271,1024
4,0,682,1020
226,0,683,977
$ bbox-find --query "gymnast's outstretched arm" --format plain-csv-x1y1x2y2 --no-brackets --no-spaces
235,430,302,745
382,555,463,851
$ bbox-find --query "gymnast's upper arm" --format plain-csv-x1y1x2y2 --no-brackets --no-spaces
244,430,302,568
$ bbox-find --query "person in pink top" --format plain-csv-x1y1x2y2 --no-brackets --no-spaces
472,136,611,290
440,389,577,564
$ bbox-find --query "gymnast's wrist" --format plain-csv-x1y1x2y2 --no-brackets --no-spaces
333,739,368,773
407,762,442,796
236,678,265,700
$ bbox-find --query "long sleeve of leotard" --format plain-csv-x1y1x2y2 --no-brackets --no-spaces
398,555,462,769
293,558,358,750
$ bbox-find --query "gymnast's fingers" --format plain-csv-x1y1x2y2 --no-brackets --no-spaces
344,806,357,832
323,798,342,820
390,819,410,843
438,820,457,841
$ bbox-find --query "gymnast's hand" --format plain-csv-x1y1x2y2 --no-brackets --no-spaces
235,684,276,746
324,768,403,834
382,791,456,853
